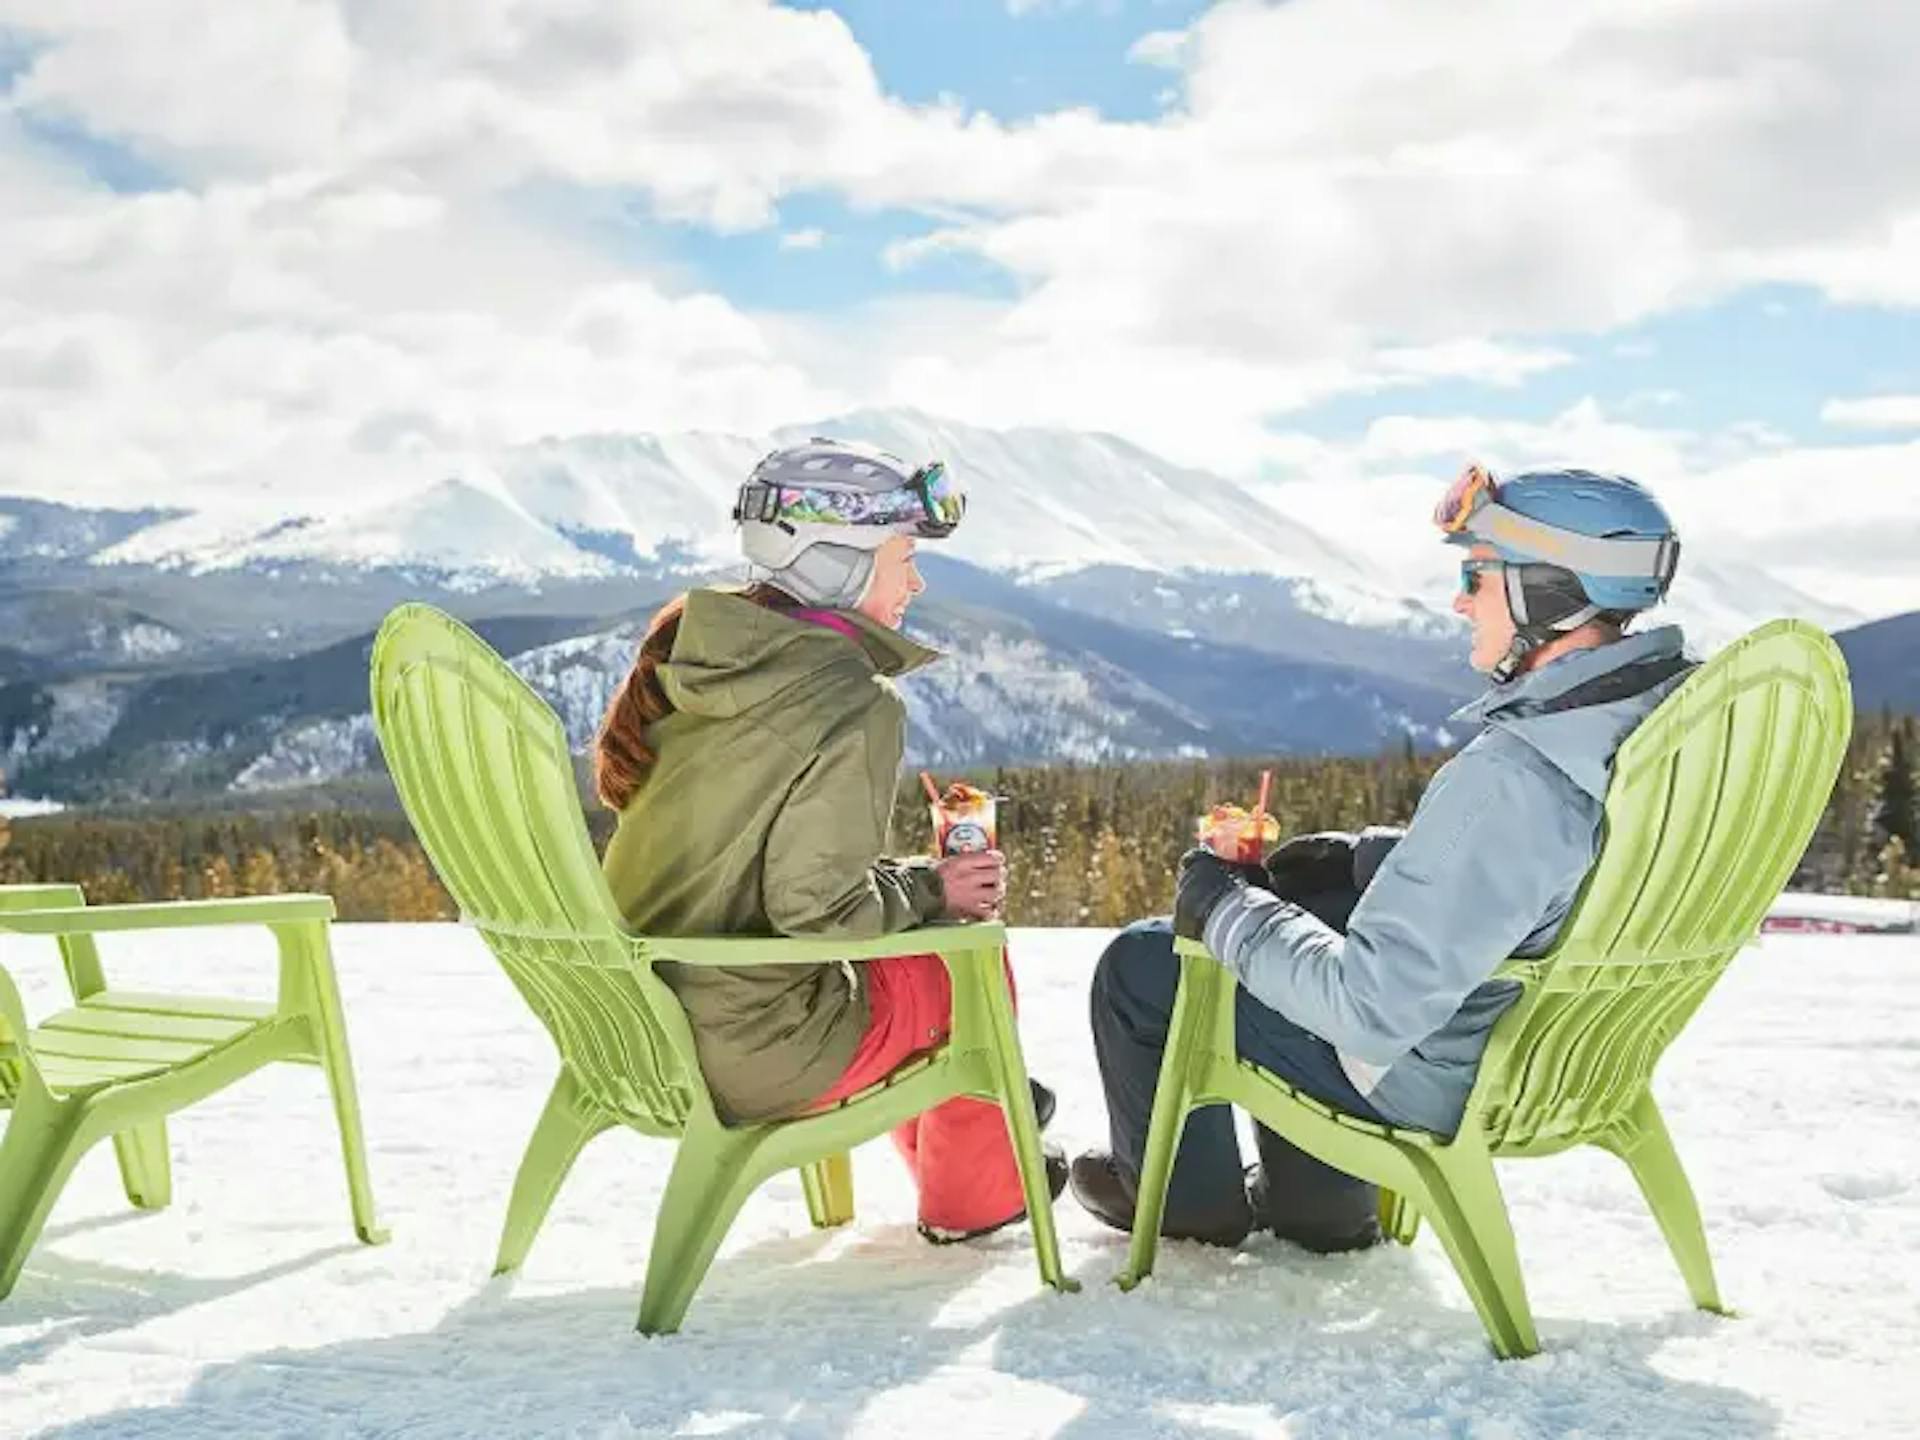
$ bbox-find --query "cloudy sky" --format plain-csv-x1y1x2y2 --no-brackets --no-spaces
3,0,1917,562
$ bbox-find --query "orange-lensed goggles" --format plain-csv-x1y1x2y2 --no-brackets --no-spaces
1433,463,1498,534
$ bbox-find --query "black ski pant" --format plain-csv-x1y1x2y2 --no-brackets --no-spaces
1089,897,1389,1248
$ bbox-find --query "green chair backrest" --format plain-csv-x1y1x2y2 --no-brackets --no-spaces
1471,620,1852,1155
0,971,24,1105
370,604,698,1134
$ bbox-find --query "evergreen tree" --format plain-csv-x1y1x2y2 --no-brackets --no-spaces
1872,720,1918,853
240,847,284,896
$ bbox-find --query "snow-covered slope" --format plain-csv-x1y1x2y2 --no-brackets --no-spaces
104,479,627,588
19,408,1910,651
1,924,1913,1437
780,410,1376,584
88,411,1387,600
74,408,1912,650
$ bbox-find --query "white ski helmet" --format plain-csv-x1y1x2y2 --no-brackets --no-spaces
733,437,965,607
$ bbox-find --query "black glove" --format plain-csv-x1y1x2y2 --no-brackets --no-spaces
1263,831,1357,901
1226,857,1270,888
1174,847,1248,942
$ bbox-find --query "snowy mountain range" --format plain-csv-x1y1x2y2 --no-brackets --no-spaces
2,409,1911,804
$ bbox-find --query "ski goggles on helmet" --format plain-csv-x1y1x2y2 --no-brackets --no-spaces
1434,461,1679,591
1434,463,1499,534
732,460,965,539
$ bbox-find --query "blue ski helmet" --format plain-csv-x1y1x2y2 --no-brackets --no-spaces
1436,466,1680,681
1437,466,1680,614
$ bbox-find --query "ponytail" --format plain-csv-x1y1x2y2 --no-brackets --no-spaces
592,583,801,810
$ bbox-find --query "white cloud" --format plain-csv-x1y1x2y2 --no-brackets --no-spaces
0,157,841,510
1255,399,1920,639
1006,0,1120,15
0,0,1917,510
1126,30,1190,69
1822,395,1920,430
779,227,826,251
1371,340,1573,389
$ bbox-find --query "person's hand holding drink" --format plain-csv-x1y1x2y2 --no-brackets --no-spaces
1195,803,1280,865
936,850,1005,920
1194,768,1277,865
1175,770,1278,939
923,773,1006,920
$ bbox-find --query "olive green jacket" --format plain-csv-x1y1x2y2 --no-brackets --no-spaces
603,588,946,1122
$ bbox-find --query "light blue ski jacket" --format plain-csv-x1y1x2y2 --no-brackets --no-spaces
1202,626,1694,1135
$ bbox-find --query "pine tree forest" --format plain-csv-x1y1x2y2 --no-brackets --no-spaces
2,714,1916,924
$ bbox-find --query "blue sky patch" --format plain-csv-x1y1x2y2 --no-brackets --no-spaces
11,109,178,194
525,181,1022,310
0,27,41,92
5,27,177,194
1281,286,1920,447
787,0,1210,124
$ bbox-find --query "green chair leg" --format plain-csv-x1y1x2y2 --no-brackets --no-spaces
1380,1187,1421,1245
291,920,390,1245
0,1100,88,1301
495,1071,608,1275
800,1154,854,1229
112,1121,172,1210
1411,1144,1538,1359
1119,959,1216,1291
974,947,1075,1295
1118,1096,1194,1290
637,1119,767,1336
1603,1095,1729,1315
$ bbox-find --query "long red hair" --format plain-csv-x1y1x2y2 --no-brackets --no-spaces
593,583,800,810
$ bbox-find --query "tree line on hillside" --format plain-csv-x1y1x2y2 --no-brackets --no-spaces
1,715,1916,926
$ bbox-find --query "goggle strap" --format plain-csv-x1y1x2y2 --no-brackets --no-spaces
1473,503,1673,581
732,479,943,531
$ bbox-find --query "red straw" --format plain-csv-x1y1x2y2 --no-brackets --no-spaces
919,770,943,807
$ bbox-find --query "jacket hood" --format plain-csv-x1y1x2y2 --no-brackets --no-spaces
657,588,940,719
1450,625,1691,800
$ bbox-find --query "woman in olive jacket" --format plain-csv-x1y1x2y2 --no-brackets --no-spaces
595,439,1061,1242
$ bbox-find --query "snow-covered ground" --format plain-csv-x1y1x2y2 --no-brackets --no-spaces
0,797,64,819
2,924,1916,1438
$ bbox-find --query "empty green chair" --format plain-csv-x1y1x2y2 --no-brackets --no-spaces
1120,620,1851,1357
368,602,1070,1335
0,882,387,1299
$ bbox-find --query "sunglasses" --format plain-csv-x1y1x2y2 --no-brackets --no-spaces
1459,557,1504,597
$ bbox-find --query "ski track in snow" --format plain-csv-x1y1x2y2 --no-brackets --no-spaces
1,926,1915,1439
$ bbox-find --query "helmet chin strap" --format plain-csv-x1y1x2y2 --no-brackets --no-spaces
1491,565,1603,684
1490,630,1539,684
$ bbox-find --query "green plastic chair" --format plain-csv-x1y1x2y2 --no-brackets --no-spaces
368,602,1072,1335
0,882,387,1299
1120,620,1852,1357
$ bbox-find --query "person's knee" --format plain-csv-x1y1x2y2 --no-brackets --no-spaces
1091,917,1180,1026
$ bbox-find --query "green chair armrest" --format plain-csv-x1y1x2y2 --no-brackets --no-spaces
0,894,336,937
0,962,30,1041
641,921,1007,967
0,883,87,913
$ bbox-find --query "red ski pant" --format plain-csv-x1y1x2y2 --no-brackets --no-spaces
809,950,1026,1233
